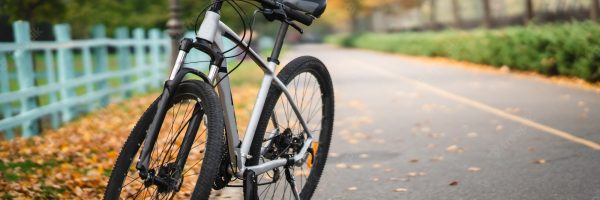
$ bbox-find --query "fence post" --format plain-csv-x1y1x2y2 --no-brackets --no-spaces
54,24,76,123
43,49,60,129
149,29,162,88
13,21,39,137
92,25,110,107
115,27,132,98
133,28,148,93
82,42,95,111
0,53,14,139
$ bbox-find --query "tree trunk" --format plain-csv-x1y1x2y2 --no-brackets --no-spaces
167,0,183,68
482,0,492,28
349,0,361,33
524,0,534,24
429,0,437,30
592,0,599,21
451,0,462,28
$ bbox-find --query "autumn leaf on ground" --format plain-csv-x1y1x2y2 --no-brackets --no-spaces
467,167,481,172
449,181,459,186
446,145,464,153
0,85,260,199
533,159,546,164
335,163,349,169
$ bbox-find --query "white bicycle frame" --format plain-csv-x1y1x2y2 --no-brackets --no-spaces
169,11,314,178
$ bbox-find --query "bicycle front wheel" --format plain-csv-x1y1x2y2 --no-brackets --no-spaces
104,80,224,199
248,56,335,200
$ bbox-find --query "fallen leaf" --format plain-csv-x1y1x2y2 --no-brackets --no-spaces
430,156,444,162
350,165,362,169
449,181,459,186
467,167,481,172
495,125,504,131
409,159,419,163
335,163,349,169
446,145,464,153
533,159,546,164
467,132,478,138
347,139,359,144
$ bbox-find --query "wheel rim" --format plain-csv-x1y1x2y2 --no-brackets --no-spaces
257,71,324,199
119,94,208,199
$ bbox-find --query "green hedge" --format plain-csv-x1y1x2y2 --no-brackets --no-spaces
326,22,600,82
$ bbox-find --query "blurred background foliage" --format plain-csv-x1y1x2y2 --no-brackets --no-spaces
0,0,260,39
1,0,599,81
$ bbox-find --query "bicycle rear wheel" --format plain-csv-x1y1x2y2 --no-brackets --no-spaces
104,80,224,199
248,56,335,200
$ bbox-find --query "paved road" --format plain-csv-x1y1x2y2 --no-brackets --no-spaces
278,44,600,200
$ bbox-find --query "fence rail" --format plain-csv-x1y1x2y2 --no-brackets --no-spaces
0,21,171,139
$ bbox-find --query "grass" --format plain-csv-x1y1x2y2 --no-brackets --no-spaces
326,22,600,82
0,160,60,182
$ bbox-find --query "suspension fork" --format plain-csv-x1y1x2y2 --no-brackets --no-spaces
136,38,223,178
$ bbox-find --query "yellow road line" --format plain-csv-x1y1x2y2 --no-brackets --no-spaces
353,59,600,150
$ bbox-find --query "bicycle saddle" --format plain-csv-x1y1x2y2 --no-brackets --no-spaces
283,0,327,18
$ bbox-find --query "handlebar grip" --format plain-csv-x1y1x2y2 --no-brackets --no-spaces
258,0,314,26
283,6,314,26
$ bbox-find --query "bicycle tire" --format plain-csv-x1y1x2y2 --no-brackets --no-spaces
247,56,335,200
104,80,224,199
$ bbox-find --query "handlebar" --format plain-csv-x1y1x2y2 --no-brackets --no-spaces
257,0,315,26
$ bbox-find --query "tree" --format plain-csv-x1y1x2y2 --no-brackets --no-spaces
592,0,599,21
429,0,437,29
482,0,492,28
0,0,255,38
524,0,534,24
451,0,462,28
0,0,65,23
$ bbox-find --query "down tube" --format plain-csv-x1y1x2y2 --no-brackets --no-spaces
213,29,240,169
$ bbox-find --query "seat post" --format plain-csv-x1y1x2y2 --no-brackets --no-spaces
268,21,289,64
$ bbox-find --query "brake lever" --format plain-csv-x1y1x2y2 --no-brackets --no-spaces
261,6,304,34
287,20,304,34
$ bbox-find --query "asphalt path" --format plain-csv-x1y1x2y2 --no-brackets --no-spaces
278,44,600,200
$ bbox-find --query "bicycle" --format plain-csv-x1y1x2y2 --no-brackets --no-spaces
104,0,333,199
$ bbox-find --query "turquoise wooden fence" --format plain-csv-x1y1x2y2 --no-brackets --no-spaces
0,21,171,139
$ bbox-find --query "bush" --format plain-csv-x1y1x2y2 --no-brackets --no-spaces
325,22,600,82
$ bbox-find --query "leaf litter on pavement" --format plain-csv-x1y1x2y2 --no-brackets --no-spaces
0,85,258,199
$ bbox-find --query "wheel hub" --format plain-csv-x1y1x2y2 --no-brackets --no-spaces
143,162,182,193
